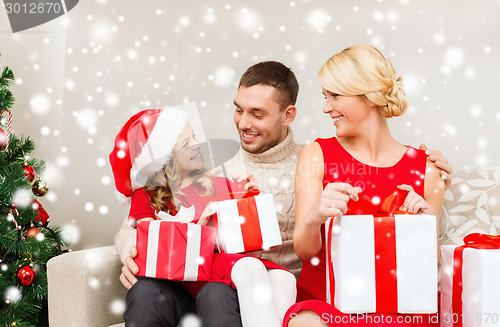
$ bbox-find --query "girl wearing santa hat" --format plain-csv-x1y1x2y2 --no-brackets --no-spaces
109,105,296,327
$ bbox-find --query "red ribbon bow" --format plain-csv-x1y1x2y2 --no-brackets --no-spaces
345,188,410,217
328,188,413,312
452,233,500,327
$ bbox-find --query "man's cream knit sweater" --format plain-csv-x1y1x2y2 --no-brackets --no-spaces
223,127,303,278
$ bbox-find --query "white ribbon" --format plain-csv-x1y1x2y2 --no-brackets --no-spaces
184,224,201,281
145,221,161,278
156,205,195,223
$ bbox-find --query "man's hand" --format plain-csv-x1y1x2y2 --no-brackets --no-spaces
232,171,258,191
119,246,139,290
419,144,452,190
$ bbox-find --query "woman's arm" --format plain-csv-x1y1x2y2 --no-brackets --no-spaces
293,143,360,261
424,158,445,260
293,143,325,260
423,157,446,219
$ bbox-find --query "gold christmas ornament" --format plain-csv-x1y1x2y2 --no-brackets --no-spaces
32,180,49,197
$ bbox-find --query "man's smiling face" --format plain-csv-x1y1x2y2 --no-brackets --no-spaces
233,84,288,154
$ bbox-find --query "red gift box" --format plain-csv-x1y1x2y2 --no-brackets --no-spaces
212,192,282,254
135,220,216,281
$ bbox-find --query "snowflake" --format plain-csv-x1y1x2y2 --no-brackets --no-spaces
234,7,262,34
110,299,126,316
180,314,202,327
78,109,98,129
306,9,331,31
13,189,33,208
444,47,465,67
99,205,109,215
30,93,51,115
4,286,21,304
213,66,234,87
204,8,216,24
61,224,81,244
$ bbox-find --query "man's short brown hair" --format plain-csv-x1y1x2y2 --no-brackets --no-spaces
238,61,299,110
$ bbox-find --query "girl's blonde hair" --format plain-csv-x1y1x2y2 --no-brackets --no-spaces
318,44,407,118
144,157,214,214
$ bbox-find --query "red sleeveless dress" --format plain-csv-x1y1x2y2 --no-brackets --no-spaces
283,137,438,327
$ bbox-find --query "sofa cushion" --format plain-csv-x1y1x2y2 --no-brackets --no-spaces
440,167,500,245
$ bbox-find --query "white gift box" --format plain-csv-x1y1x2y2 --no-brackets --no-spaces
214,193,282,254
440,245,500,327
325,214,438,314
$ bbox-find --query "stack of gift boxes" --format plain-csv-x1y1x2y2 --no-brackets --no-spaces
135,190,282,282
325,190,500,327
133,187,500,326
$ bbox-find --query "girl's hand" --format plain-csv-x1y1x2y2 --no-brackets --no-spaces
312,182,362,225
397,184,433,214
232,171,258,191
197,201,217,225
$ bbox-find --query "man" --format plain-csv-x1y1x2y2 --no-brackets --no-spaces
115,61,453,326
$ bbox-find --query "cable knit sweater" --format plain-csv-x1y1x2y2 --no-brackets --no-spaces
114,127,303,278
223,127,303,278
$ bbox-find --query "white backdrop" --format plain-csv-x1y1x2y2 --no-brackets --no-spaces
1,0,499,250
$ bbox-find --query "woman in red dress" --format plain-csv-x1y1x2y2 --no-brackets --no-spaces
284,44,445,327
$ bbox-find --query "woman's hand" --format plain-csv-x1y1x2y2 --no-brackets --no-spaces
397,184,433,214
232,171,258,191
197,201,217,225
311,182,362,225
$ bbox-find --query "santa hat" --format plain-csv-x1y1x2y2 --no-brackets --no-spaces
109,106,188,201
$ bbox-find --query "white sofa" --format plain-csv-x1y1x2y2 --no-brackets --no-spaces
47,167,500,327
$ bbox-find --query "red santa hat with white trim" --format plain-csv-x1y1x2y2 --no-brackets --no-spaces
109,106,188,202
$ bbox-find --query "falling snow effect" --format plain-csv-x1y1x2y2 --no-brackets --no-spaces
1,0,498,252
180,314,202,327
4,286,21,304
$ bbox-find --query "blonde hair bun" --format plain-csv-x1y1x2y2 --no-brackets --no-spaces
318,44,408,118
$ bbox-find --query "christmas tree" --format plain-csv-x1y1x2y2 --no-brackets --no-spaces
0,55,68,326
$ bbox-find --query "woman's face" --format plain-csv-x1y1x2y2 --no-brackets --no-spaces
321,87,373,137
172,123,204,177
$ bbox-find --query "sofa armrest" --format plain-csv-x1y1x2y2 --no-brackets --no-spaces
47,245,127,327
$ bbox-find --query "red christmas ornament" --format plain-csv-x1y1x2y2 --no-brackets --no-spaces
26,227,41,238
16,265,37,286
23,164,36,182
33,200,50,225
0,127,6,150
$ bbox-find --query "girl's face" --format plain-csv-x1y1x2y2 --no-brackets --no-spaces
321,87,374,137
172,123,204,177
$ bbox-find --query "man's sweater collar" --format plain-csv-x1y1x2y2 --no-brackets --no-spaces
242,127,295,164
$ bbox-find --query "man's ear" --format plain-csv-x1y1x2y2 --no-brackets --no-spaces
283,105,297,127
